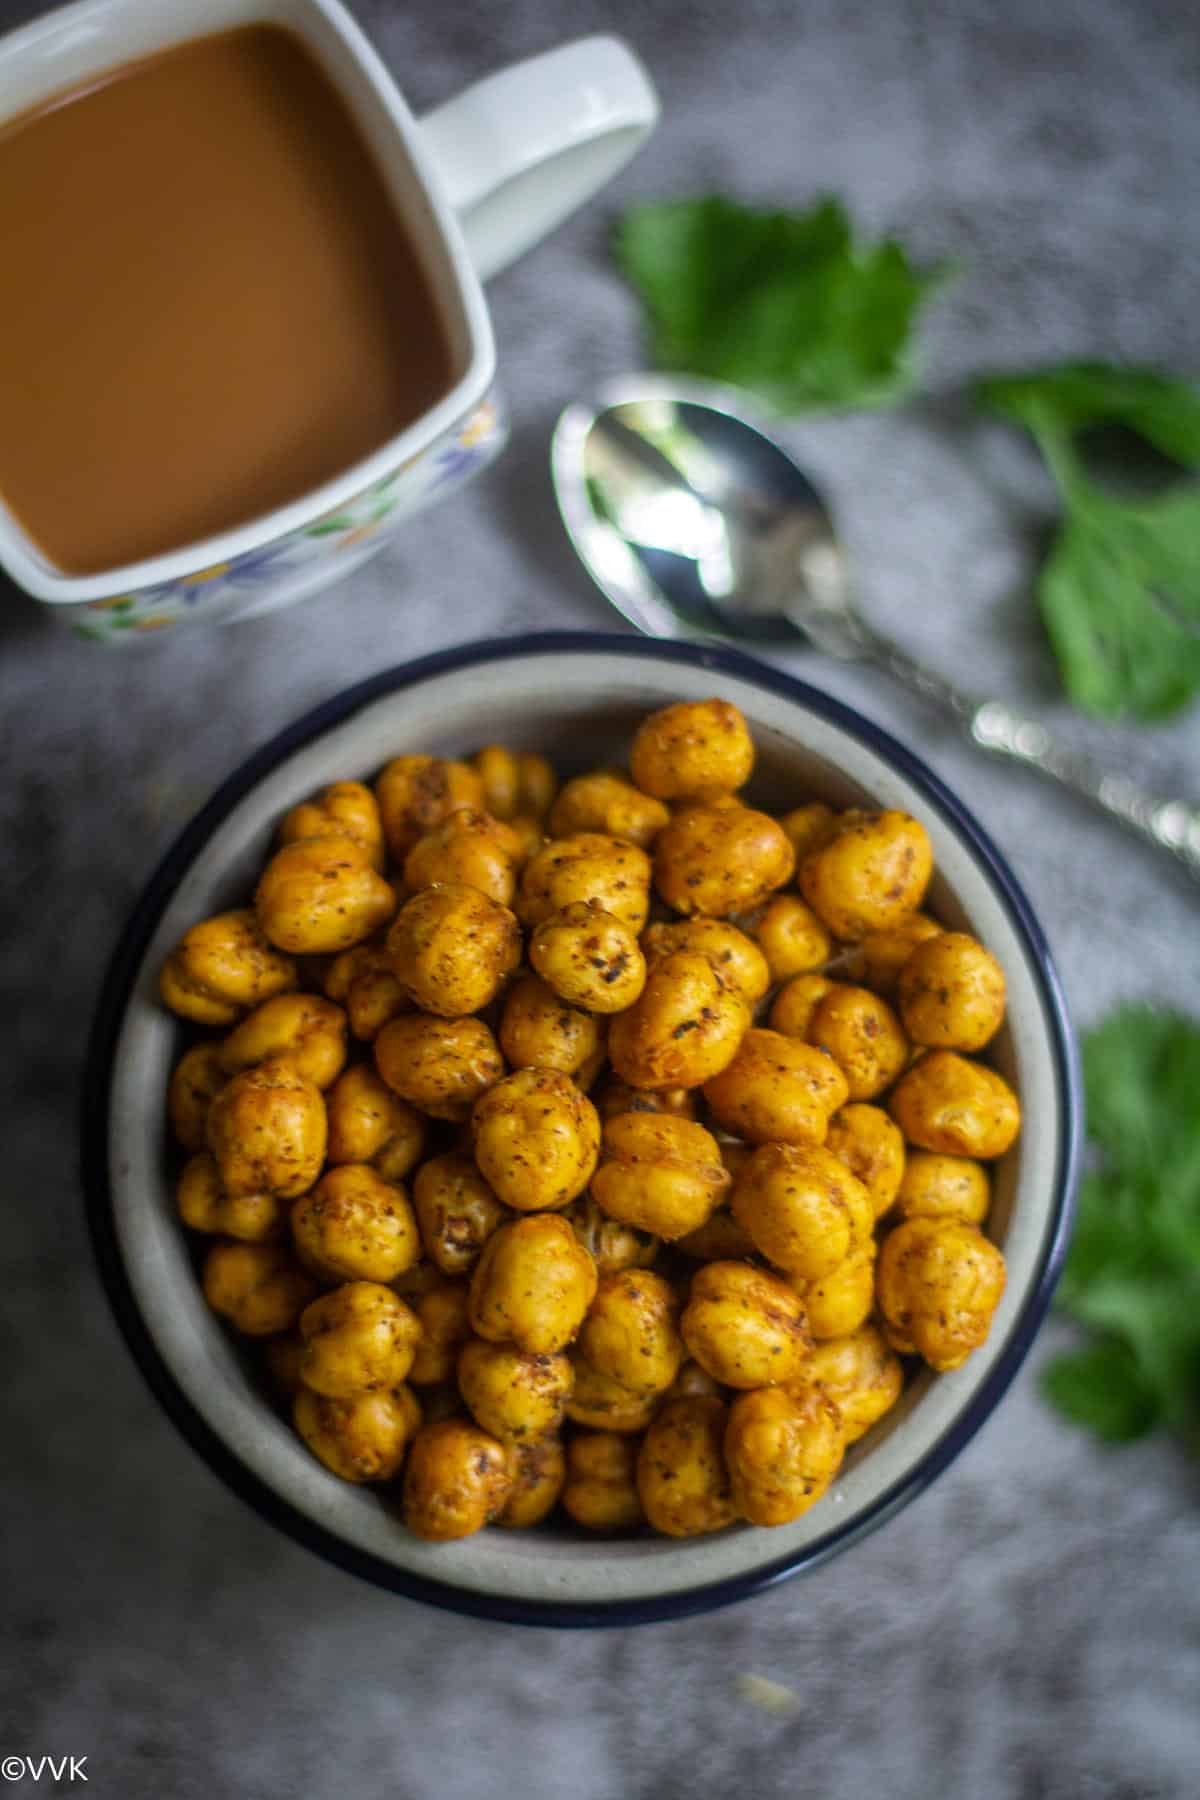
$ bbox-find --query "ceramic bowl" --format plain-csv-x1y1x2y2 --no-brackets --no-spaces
82,632,1079,1625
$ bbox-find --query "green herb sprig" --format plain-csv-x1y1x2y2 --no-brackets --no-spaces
1043,1005,1200,1452
976,364,1200,722
616,195,945,415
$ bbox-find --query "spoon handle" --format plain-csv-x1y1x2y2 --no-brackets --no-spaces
848,625,1200,883
966,699,1200,880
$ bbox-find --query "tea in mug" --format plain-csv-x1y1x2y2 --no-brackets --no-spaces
0,24,454,574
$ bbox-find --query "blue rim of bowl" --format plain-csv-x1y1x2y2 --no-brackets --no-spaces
80,630,1081,1629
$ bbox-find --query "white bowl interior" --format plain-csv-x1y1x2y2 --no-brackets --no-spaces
106,648,1068,1610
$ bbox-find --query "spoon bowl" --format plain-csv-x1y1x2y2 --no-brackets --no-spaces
553,375,853,646
552,375,1200,881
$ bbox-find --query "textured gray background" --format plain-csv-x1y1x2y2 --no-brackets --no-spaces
2,0,1199,1795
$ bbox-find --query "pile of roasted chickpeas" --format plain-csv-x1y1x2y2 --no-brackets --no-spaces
160,698,1019,1542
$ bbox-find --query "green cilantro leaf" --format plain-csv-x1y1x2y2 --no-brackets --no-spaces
975,363,1200,720
1046,1006,1200,1453
1082,1007,1200,1187
1041,1339,1161,1443
1039,483,1200,720
616,196,945,414
977,362,1200,467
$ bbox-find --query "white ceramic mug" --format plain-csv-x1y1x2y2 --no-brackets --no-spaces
0,0,658,640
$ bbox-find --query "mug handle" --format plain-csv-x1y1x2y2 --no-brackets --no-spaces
418,36,659,281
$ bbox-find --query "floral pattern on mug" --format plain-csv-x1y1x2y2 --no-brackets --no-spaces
75,392,507,642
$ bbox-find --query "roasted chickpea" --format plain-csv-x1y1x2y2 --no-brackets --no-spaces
888,1051,1021,1159
474,748,557,823
825,1104,906,1219
159,908,297,1026
563,1194,657,1276
799,810,933,941
375,1013,504,1122
745,894,832,982
724,1382,844,1527
468,1214,597,1353
769,973,837,1040
732,1143,874,1282
508,814,545,861
390,1259,447,1304
680,1261,812,1389
375,755,484,862
385,883,520,1018
207,1057,326,1199
564,1360,658,1432
671,791,745,815
177,1152,283,1242
630,698,754,800
255,835,397,955
458,1338,574,1441
637,1396,736,1537
473,746,521,821
515,752,557,820
403,808,523,907
202,1240,317,1336
167,1042,227,1151
499,1436,566,1528
577,1269,683,1396
591,1112,730,1241
548,769,671,848
471,1068,600,1212
897,932,1007,1052
876,1217,1007,1370
608,952,749,1092
664,1360,722,1402
565,1357,659,1431
324,942,408,1040
402,1418,512,1540
498,975,606,1085
776,803,839,864
280,780,385,870
806,984,909,1101
806,1323,904,1444
219,993,348,1090
406,1279,472,1387
413,1151,510,1276
673,1205,757,1262
294,1385,421,1483
298,1281,422,1397
893,1151,991,1225
291,1165,420,1284
593,1076,697,1122
517,833,652,932
642,917,770,1006
703,1028,849,1147
325,1064,425,1182
838,912,943,993
529,902,646,1013
562,1432,644,1530
800,1243,876,1339
654,806,794,917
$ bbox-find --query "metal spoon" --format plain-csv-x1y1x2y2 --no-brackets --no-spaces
552,373,1200,882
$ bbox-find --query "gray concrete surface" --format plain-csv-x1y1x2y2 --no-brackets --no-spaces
2,0,1199,1795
